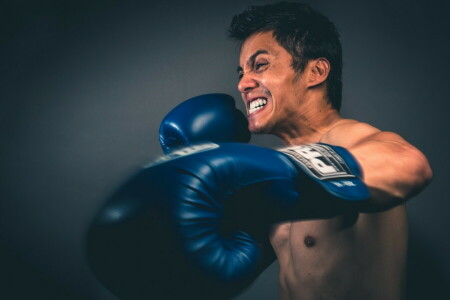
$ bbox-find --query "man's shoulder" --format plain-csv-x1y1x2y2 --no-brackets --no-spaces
321,119,381,148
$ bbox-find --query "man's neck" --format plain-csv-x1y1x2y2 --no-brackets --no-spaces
275,101,343,146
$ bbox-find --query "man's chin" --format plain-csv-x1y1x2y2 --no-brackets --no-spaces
248,122,271,134
247,111,273,134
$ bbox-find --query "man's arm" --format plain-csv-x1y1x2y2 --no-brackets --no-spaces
332,122,433,212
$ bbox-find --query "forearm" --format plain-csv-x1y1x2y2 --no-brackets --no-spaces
349,132,432,212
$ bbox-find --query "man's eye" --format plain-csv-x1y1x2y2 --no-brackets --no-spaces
255,63,268,70
238,72,243,79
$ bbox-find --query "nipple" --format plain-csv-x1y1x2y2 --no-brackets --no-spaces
304,235,316,248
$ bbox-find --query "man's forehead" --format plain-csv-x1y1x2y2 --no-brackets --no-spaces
239,32,279,61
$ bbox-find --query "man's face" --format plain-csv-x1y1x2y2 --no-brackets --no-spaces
238,31,307,134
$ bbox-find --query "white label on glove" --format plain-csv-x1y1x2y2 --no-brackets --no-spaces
280,144,355,180
144,143,219,168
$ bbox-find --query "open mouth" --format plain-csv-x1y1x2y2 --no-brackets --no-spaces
248,97,268,115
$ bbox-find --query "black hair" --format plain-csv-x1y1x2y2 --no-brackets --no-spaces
228,2,343,111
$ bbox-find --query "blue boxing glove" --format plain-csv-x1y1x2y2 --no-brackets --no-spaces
87,142,370,300
159,93,250,154
159,93,275,260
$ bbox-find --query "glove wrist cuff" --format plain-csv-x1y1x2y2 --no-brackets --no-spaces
279,143,370,202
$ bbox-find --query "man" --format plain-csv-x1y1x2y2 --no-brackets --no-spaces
228,2,432,299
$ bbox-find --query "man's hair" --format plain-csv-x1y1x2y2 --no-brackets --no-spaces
228,2,343,111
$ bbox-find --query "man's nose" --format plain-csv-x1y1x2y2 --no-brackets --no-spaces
238,74,258,93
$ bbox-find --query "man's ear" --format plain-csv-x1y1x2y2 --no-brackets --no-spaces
306,58,330,88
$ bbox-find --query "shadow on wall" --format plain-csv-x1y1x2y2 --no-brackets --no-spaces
0,241,84,300
407,233,448,299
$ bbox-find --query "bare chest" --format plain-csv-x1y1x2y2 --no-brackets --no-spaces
270,206,408,299
270,213,358,257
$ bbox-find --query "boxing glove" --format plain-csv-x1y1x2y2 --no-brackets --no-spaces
87,142,369,300
159,93,276,263
159,93,250,154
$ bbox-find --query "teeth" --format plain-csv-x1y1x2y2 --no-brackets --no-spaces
248,98,267,114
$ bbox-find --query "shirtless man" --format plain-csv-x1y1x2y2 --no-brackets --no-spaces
86,3,432,299
228,2,433,299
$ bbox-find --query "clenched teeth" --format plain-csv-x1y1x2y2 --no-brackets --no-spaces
248,98,267,114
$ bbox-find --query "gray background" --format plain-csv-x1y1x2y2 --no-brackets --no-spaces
1,0,449,299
